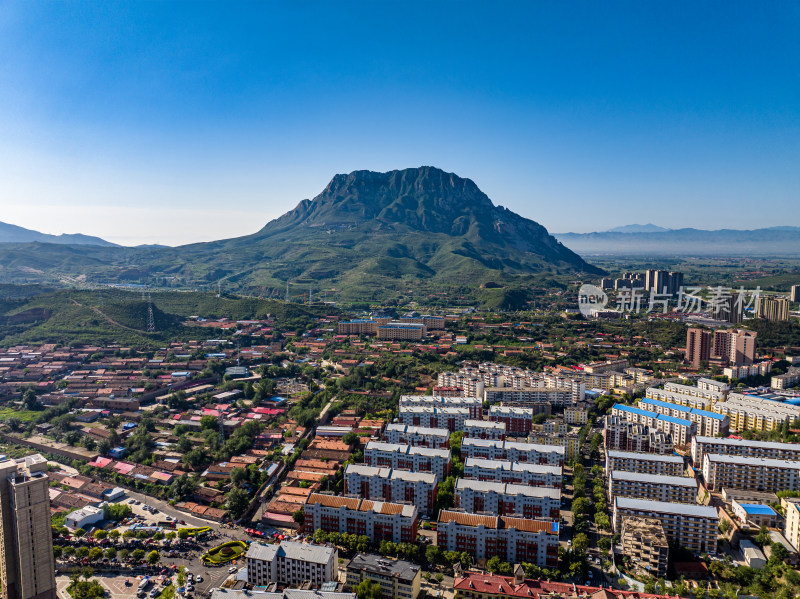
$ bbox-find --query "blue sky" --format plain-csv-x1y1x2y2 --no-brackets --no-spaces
1,2,798,245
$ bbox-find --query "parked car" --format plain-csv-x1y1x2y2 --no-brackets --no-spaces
228,567,237,574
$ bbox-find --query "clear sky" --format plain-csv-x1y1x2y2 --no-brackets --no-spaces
1,2,798,246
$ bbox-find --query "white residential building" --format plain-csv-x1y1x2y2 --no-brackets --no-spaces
454,478,560,519
384,424,450,448
461,438,565,466
343,464,437,517
246,541,338,588
463,457,562,488
605,450,685,477
364,441,451,479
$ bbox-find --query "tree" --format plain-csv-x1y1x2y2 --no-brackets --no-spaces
94,529,108,540
226,486,250,518
426,544,442,565
118,548,130,561
22,388,42,411
104,547,117,559
147,550,160,565
132,549,145,561
342,431,358,446
486,556,502,573
572,533,589,556
230,467,248,488
755,526,772,547
718,519,732,534
435,573,444,583
88,547,103,562
354,579,381,599
74,528,87,538
571,497,591,518
53,545,63,559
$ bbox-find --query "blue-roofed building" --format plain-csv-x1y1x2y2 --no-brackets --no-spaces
611,403,696,446
640,397,730,437
732,501,781,528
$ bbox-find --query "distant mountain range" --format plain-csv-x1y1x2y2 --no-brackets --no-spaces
0,221,117,246
555,226,800,256
0,167,601,297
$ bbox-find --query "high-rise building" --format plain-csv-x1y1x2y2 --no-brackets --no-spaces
792,285,800,304
713,329,756,366
756,296,790,322
713,294,743,323
0,455,56,599
685,327,712,369
646,270,684,296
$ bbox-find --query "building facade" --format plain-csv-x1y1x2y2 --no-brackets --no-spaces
384,424,450,448
343,465,437,518
608,470,698,504
245,541,338,588
463,458,562,488
303,494,418,545
437,511,559,568
0,455,56,599
364,442,451,479
620,517,669,578
461,439,564,467
344,553,421,599
605,450,685,477
454,479,561,520
702,453,800,492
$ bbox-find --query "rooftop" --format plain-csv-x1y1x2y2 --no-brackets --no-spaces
345,553,420,582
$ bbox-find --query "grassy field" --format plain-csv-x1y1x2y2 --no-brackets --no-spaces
0,408,41,422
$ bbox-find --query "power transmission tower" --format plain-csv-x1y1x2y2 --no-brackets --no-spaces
146,293,156,333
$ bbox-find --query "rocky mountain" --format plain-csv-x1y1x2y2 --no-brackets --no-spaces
0,167,601,298
0,221,116,246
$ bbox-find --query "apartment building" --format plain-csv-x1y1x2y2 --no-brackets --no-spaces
437,511,559,568
713,329,757,366
613,497,718,554
303,494,418,544
785,501,800,551
696,378,730,393
603,416,673,454
639,398,729,437
463,458,562,488
0,454,56,599
364,441,451,479
484,386,578,408
398,406,470,432
454,479,560,519
756,296,790,323
338,319,384,335
343,465,437,517
463,419,506,440
399,315,445,330
399,395,483,419
773,369,800,390
726,361,772,380
564,405,589,425
605,450,685,477
702,453,800,492
691,436,800,468
608,470,698,504
526,431,581,462
621,517,669,578
686,328,712,369
245,541,337,588
488,405,537,435
377,322,426,340
461,439,565,467
344,553,421,599
384,424,450,449
712,393,800,432
610,404,696,445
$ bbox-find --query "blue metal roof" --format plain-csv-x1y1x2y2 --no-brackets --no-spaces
657,413,693,426
739,504,777,516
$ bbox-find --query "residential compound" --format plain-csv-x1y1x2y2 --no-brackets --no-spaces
610,404,695,446
639,398,729,437
364,442,451,479
437,511,559,568
613,498,718,554
343,464,437,517
338,315,444,337
384,424,450,449
303,494,418,545
488,405,538,435
463,458,562,488
644,382,800,433
245,541,338,588
454,479,561,519
0,454,57,599
461,439,564,467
